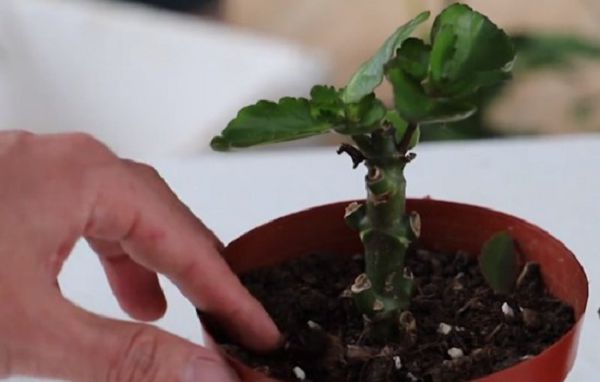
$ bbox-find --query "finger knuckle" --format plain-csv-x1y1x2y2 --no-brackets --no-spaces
63,132,98,145
125,160,163,181
111,328,161,382
0,130,35,149
63,132,109,153
127,160,156,173
42,133,116,177
7,130,35,141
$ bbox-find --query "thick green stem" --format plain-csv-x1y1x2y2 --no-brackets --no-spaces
345,126,420,340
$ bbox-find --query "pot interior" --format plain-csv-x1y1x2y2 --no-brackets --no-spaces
224,199,587,318
220,199,588,382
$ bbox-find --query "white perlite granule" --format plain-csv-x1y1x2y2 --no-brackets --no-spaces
501,302,515,318
447,347,464,359
292,366,306,380
437,322,453,335
307,320,321,330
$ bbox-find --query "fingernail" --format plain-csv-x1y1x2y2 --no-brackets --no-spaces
182,357,240,382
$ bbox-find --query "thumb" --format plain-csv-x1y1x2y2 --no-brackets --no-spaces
15,299,240,382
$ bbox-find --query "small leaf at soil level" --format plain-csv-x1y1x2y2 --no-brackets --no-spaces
479,232,520,294
342,11,430,103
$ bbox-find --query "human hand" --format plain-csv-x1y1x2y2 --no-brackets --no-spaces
0,131,280,381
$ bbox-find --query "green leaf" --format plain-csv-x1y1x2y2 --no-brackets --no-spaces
342,11,430,103
385,110,408,131
310,84,340,103
479,232,520,294
210,136,230,151
428,24,458,86
336,94,387,135
309,85,345,123
429,4,515,97
433,70,512,99
210,97,333,150
395,38,431,81
387,64,476,124
358,96,387,127
385,111,419,149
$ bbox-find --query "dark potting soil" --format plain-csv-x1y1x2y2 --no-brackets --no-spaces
218,249,575,382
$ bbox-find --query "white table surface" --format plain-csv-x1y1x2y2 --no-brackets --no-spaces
8,134,600,381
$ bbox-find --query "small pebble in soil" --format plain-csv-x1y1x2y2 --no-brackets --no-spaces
447,347,465,359
292,366,306,380
307,320,322,330
501,302,515,318
438,322,453,335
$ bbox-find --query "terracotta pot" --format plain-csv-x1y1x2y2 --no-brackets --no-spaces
207,199,588,382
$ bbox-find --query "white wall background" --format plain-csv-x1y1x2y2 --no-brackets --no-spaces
0,0,327,158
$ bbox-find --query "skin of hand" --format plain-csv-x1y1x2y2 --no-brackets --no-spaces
0,131,280,381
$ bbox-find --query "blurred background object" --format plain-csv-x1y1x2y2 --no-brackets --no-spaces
0,0,326,158
0,0,598,157
115,0,220,15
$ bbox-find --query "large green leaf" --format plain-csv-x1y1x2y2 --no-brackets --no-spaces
210,97,333,151
387,64,476,124
342,11,430,103
429,4,515,97
479,232,520,294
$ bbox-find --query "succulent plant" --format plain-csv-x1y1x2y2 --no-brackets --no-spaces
212,3,517,340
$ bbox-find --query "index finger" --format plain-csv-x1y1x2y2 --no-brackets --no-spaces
83,161,281,351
